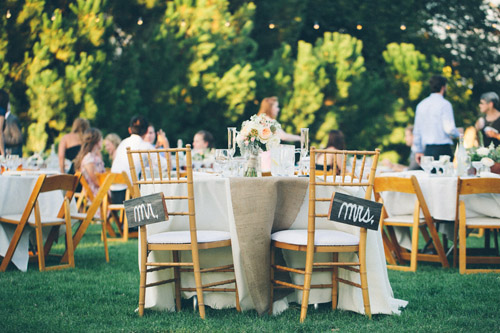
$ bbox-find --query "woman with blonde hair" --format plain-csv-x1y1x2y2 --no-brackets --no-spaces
103,133,121,162
257,97,300,142
73,128,105,196
58,117,90,173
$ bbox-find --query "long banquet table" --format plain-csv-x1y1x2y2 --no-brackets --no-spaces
0,173,74,271
140,173,407,316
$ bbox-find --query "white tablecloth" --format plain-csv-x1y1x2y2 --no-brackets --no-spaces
140,173,407,315
0,175,73,271
379,171,500,221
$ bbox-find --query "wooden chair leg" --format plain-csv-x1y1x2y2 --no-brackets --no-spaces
191,250,206,319
410,226,420,272
35,222,46,271
235,280,241,312
331,253,339,310
459,206,467,274
269,245,275,315
102,217,109,262
138,235,147,316
425,220,449,268
172,251,182,312
300,247,314,323
358,248,371,319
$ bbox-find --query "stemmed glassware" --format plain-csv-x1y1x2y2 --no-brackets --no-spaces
214,149,230,176
420,156,434,174
227,127,237,159
471,161,483,176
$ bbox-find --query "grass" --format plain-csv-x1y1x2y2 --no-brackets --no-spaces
1,225,500,332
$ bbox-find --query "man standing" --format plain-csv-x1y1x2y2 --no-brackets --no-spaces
412,75,461,163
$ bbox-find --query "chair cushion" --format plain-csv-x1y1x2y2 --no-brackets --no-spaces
465,216,500,227
384,215,422,224
0,214,66,224
147,230,231,244
271,229,359,246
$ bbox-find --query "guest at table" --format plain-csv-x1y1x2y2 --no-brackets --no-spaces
58,117,90,173
475,91,500,147
2,94,23,157
103,133,121,162
315,130,346,174
257,96,300,142
111,115,168,203
143,124,170,149
192,130,214,152
73,128,105,196
412,75,461,163
0,89,8,156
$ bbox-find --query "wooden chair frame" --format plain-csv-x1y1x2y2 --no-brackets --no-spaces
0,173,80,271
270,147,380,323
61,172,117,263
373,176,449,272
100,171,135,241
457,178,500,274
126,145,239,319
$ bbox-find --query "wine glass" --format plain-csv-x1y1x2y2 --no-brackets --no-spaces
215,149,230,176
227,127,237,159
420,156,434,174
300,128,309,158
471,161,482,177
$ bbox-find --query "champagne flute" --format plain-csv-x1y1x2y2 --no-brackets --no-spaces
215,149,230,176
300,128,309,158
227,127,237,159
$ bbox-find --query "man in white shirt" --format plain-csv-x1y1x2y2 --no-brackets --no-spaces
412,75,461,164
111,115,168,202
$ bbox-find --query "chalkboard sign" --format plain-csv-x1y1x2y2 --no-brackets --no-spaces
327,192,382,231
124,192,168,228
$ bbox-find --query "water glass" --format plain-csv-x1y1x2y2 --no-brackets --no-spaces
271,145,295,176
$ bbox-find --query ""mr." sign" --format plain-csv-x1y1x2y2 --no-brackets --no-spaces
124,193,169,228
328,192,382,230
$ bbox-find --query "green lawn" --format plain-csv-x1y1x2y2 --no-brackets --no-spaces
1,225,499,332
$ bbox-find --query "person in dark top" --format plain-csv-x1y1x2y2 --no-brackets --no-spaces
0,89,8,156
475,92,500,147
3,102,23,156
315,130,346,174
58,118,90,173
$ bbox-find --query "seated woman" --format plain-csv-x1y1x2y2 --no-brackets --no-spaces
315,130,346,175
73,128,106,196
58,118,90,174
104,133,121,163
257,96,300,142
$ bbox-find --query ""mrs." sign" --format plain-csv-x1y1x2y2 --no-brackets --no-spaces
124,193,169,228
328,192,382,230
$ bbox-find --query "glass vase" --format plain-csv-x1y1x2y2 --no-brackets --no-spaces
244,150,261,177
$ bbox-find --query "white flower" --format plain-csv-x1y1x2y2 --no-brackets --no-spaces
477,147,490,156
481,157,495,167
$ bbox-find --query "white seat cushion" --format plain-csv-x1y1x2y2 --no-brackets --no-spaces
148,230,231,244
271,229,359,246
384,215,423,224
0,214,65,224
465,216,500,227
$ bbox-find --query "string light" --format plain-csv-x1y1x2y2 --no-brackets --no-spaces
224,20,230,27
51,13,56,21
180,19,186,27
137,17,143,25
6,10,11,19
269,21,275,29
313,21,320,30
493,23,498,29
356,24,363,30
400,24,406,31
445,24,451,30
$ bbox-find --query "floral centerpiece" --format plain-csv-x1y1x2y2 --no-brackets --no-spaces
467,143,500,174
236,114,281,176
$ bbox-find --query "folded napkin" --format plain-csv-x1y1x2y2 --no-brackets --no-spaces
479,172,500,178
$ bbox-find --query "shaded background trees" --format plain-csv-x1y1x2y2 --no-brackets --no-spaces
1,0,499,164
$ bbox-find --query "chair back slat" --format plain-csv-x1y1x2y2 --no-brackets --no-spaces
40,174,80,193
308,147,380,230
459,178,500,195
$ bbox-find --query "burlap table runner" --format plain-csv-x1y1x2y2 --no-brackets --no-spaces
229,177,309,315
